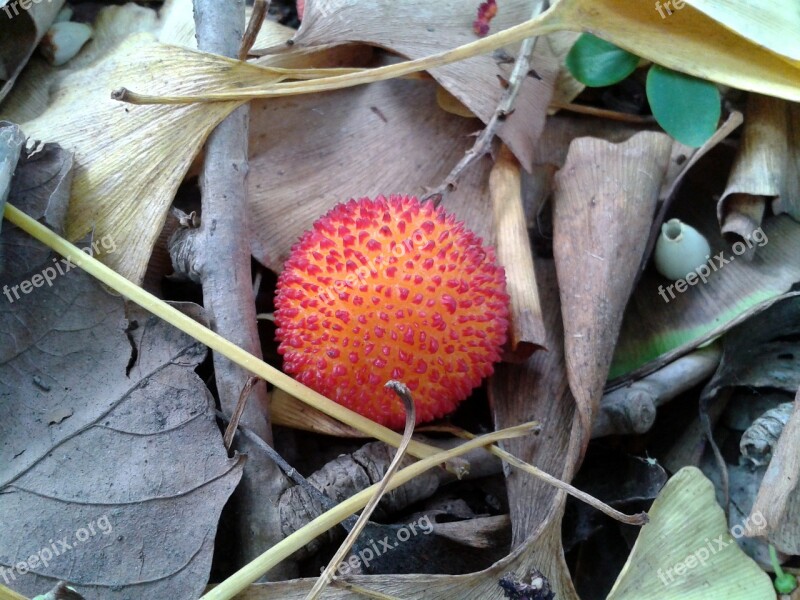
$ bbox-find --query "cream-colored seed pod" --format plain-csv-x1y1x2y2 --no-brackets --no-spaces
654,218,711,280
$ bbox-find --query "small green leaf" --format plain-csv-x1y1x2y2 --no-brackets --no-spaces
565,34,640,87
646,65,721,147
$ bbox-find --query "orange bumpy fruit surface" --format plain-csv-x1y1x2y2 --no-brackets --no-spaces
275,195,509,428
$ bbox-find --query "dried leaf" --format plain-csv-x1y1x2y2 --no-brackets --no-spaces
683,0,800,61
607,467,774,599
537,31,583,107
703,294,800,398
0,144,242,599
720,94,800,235
552,131,673,432
5,35,262,284
248,75,496,274
0,0,64,102
283,0,558,169
2,1,378,285
489,260,587,600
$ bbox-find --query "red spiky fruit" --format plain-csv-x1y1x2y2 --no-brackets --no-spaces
275,195,509,429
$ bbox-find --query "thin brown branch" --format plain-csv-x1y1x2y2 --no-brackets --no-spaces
223,376,259,452
422,0,547,204
239,0,269,60
548,100,656,124
193,0,291,574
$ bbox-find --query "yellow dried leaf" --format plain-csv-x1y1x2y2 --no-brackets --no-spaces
608,467,774,600
14,35,283,283
684,0,800,61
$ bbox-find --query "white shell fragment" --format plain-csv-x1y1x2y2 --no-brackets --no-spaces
654,218,712,281
40,22,93,67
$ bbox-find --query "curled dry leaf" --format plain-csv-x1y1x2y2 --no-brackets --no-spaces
720,94,800,240
282,0,559,169
552,131,673,435
741,402,794,467
750,390,800,555
0,0,64,102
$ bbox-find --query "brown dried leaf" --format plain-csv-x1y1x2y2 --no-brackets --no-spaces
248,75,495,274
0,143,242,599
719,94,800,238
282,0,558,169
0,0,63,102
750,389,800,555
489,260,586,599
552,131,673,435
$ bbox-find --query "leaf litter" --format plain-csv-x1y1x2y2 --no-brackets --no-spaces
1,0,800,598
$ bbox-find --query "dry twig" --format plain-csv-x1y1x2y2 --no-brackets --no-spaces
193,0,290,573
423,0,548,204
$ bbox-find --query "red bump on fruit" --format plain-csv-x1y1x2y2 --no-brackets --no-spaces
274,195,509,429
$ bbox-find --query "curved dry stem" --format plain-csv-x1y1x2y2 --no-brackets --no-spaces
438,425,649,526
112,11,563,104
307,381,416,600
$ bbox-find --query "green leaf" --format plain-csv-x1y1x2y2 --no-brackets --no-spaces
646,65,721,147
565,33,640,87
